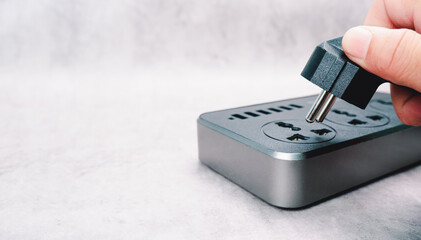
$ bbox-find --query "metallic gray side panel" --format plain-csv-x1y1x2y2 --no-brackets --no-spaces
198,123,302,207
198,122,421,208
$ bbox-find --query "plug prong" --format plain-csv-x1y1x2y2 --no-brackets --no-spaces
315,92,336,122
306,90,337,123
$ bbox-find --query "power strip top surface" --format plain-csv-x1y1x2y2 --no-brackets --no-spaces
199,92,408,160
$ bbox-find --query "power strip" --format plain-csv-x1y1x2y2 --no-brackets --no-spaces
197,92,421,208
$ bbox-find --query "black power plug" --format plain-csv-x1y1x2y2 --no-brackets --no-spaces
302,37,387,123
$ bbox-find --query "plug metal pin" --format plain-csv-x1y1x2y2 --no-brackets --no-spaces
306,90,337,123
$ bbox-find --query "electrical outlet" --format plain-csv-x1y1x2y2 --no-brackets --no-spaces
370,98,394,111
197,92,421,208
262,119,336,143
326,108,389,127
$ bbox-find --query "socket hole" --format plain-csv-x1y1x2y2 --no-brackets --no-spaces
268,108,282,113
289,104,303,109
367,115,383,121
279,106,293,110
287,134,310,142
348,119,367,125
332,109,356,117
276,121,301,131
257,110,271,115
229,117,234,120
231,114,247,120
311,128,332,136
245,112,259,117
376,100,392,105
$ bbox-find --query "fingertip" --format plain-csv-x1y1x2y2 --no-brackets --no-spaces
400,94,421,126
342,26,373,64
391,85,421,126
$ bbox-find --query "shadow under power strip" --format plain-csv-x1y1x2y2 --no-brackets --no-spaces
197,92,421,208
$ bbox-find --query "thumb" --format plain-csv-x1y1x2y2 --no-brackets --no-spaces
342,26,421,93
343,26,421,126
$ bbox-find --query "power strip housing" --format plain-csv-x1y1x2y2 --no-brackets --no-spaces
197,92,421,208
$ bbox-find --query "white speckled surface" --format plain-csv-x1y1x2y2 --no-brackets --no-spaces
0,0,420,239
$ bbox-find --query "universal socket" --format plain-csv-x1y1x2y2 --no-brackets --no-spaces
262,120,336,144
197,92,421,208
327,108,389,127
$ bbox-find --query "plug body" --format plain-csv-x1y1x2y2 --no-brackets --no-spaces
302,37,386,122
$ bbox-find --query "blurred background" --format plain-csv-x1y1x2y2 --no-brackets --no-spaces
0,0,371,70
0,0,379,129
5,1,417,239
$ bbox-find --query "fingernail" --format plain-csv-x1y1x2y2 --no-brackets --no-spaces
342,27,372,60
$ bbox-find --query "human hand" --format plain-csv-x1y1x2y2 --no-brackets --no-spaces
342,0,421,126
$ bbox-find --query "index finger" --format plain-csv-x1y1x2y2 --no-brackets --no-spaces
364,0,421,31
